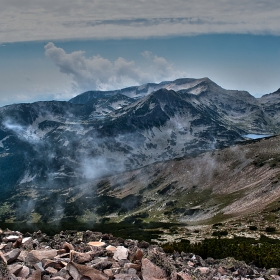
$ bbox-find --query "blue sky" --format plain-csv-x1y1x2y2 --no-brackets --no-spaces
0,0,280,107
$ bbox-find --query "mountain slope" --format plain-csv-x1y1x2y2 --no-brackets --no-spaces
2,135,280,227
0,77,280,222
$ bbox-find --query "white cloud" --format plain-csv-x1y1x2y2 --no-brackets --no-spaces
142,51,186,82
1,0,280,43
44,42,186,91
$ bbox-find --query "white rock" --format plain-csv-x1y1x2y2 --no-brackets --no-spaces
6,235,20,241
113,246,128,261
22,237,32,244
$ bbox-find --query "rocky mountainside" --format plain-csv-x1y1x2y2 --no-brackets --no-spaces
1,78,280,226
1,228,280,280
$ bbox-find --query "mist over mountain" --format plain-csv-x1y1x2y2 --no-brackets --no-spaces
0,77,280,224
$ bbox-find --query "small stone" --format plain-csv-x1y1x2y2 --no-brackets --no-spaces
218,266,227,275
141,258,168,280
22,237,32,244
106,245,117,252
61,242,74,253
92,260,113,270
6,235,20,242
70,251,93,264
18,250,29,262
17,265,30,278
127,268,137,275
124,262,141,271
52,267,71,280
42,259,65,270
25,250,57,266
113,246,128,261
177,272,193,280
34,262,45,272
45,266,58,275
195,267,210,274
187,261,194,267
4,248,21,264
27,270,41,280
103,268,114,277
66,261,109,280
8,263,23,276
88,241,106,247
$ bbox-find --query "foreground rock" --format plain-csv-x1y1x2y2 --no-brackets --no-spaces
0,229,279,279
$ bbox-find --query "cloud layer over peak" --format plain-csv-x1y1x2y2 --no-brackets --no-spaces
1,0,280,43
44,42,185,91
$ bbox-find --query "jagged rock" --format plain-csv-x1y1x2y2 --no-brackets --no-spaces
66,261,109,280
17,265,30,278
195,267,210,274
113,246,128,261
141,258,168,280
34,262,45,272
4,248,21,264
18,250,29,262
8,263,23,276
0,243,13,253
103,268,114,278
52,267,71,280
124,262,141,271
92,260,113,270
70,251,94,264
25,250,57,266
147,248,176,277
1,228,279,280
45,266,58,274
42,259,65,270
27,270,42,280
177,271,192,280
61,242,74,253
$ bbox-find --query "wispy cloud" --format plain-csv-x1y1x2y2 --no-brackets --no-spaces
1,0,280,43
44,42,186,91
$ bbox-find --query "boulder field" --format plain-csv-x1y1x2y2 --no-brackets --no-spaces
0,228,279,280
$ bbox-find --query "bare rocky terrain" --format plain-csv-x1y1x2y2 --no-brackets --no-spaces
1,228,280,280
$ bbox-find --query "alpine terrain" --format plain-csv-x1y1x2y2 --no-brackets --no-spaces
0,77,280,230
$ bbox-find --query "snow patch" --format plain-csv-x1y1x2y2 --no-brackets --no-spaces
20,173,36,184
0,136,10,148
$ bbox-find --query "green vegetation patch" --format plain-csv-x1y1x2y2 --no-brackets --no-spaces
163,235,280,269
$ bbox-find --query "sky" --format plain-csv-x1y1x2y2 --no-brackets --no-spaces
0,0,280,107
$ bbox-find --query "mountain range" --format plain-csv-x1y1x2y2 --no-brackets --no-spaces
0,77,280,226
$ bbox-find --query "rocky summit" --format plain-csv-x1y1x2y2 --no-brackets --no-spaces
0,228,279,280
